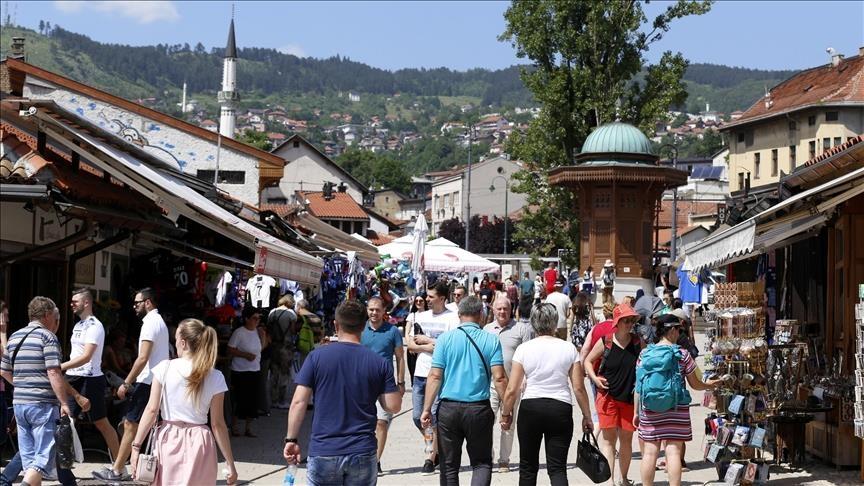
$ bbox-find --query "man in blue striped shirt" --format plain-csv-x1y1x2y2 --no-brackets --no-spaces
0,297,71,486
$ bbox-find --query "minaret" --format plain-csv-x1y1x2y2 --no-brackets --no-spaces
218,18,239,138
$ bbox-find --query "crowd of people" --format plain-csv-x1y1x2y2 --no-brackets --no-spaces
0,260,714,486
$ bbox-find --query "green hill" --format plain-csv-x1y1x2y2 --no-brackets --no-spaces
1,24,798,116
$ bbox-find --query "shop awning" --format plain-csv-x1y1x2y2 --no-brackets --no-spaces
34,108,323,284
292,212,381,266
685,165,864,271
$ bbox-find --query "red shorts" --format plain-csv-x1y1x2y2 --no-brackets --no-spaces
596,392,636,431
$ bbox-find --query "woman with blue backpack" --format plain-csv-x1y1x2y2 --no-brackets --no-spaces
633,314,719,486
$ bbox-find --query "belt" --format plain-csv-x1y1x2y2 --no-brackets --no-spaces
440,398,490,405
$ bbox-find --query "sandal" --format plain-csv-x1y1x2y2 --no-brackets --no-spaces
655,459,666,471
244,430,258,438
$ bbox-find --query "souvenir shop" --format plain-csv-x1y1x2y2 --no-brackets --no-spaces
685,142,864,482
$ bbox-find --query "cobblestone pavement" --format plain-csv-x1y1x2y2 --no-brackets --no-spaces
27,329,862,485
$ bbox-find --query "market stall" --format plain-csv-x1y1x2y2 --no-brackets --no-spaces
377,236,500,274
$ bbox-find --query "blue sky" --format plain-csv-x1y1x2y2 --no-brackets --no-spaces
8,1,864,71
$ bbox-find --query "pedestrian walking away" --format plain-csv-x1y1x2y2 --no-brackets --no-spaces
500,303,593,486
420,295,507,486
361,296,406,474
569,292,597,351
635,314,719,486
0,297,72,486
130,319,238,485
61,289,120,462
584,304,643,486
283,300,402,486
406,281,459,475
543,278,571,340
483,295,534,473
267,294,298,410
601,261,616,305
94,287,170,482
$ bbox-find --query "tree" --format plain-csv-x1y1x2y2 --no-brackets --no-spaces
238,130,270,151
437,218,465,247
39,20,45,35
500,0,711,258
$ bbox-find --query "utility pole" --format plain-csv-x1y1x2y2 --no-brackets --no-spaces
661,143,680,263
464,124,473,251
491,175,509,254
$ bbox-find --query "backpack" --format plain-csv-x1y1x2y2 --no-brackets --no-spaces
635,344,691,413
267,309,296,345
297,315,315,354
602,271,614,286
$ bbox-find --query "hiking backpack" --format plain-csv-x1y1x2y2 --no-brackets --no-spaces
635,344,690,413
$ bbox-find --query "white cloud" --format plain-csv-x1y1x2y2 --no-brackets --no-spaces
277,44,306,58
53,1,180,24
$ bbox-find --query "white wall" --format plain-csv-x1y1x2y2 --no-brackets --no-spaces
431,176,463,234
24,80,263,206
266,143,364,203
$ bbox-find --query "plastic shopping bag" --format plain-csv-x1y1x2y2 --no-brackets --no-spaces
70,418,84,463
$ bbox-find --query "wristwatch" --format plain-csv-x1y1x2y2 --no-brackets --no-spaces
284,437,298,444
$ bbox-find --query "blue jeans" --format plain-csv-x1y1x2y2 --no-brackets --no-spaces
412,376,439,430
14,402,59,478
307,451,377,486
0,451,76,486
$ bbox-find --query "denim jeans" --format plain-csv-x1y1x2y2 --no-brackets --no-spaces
411,376,439,430
0,451,76,486
306,451,377,486
437,399,494,486
14,402,59,478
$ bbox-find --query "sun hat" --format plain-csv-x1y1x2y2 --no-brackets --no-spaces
604,259,614,267
612,304,640,327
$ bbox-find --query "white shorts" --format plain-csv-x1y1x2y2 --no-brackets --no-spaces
376,401,393,423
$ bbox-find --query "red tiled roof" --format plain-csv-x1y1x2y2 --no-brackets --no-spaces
725,55,864,129
366,230,396,245
259,203,297,218
804,134,864,167
301,191,368,220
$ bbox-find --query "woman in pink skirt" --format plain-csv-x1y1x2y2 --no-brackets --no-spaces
131,319,238,485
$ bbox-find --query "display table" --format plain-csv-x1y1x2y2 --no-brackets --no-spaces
770,413,815,467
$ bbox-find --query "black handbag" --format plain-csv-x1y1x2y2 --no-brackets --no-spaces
576,432,611,483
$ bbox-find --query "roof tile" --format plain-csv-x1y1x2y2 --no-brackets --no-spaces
301,191,368,220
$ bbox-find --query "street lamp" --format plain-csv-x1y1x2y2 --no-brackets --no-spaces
490,174,509,254
464,123,475,251
660,143,679,262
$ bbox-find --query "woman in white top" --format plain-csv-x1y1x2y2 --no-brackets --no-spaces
227,308,267,436
500,303,593,486
130,318,237,485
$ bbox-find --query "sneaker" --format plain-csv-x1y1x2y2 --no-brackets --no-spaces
617,480,634,486
421,459,435,475
93,467,131,481
498,462,510,473
681,461,691,472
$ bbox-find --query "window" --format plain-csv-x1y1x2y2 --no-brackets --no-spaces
293,141,300,148
443,194,449,208
789,145,796,170
385,196,389,203
825,111,839,122
687,164,693,174
453,192,460,209
744,131,754,147
788,120,797,131
808,115,816,126
753,153,761,179
771,149,778,176
738,172,745,190
809,140,816,160
834,137,842,147
737,132,745,143
823,137,831,152
196,170,245,184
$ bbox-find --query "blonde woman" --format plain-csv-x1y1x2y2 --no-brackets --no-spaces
131,319,237,485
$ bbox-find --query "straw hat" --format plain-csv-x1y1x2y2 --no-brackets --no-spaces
603,259,614,267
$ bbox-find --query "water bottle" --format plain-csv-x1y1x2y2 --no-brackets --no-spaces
423,426,434,454
283,464,298,486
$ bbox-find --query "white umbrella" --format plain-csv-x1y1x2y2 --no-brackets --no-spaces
410,215,429,291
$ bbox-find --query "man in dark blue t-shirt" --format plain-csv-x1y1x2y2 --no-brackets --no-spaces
284,300,402,485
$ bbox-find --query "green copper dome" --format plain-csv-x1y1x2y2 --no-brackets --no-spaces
581,122,653,155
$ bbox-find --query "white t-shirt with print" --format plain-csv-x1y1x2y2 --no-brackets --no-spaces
247,275,277,308
513,337,580,405
152,358,228,424
228,326,262,372
408,308,460,378
544,292,571,329
137,309,170,385
67,315,105,377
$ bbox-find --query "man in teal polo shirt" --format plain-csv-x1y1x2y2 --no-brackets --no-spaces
420,296,507,486
360,296,405,475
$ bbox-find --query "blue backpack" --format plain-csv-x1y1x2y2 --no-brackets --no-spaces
635,344,690,413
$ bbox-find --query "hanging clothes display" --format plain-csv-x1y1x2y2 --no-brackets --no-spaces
247,274,278,309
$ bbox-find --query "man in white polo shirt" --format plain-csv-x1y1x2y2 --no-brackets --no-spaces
62,288,120,462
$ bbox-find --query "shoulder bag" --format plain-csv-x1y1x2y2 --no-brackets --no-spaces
576,432,611,483
136,361,172,483
457,327,490,380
